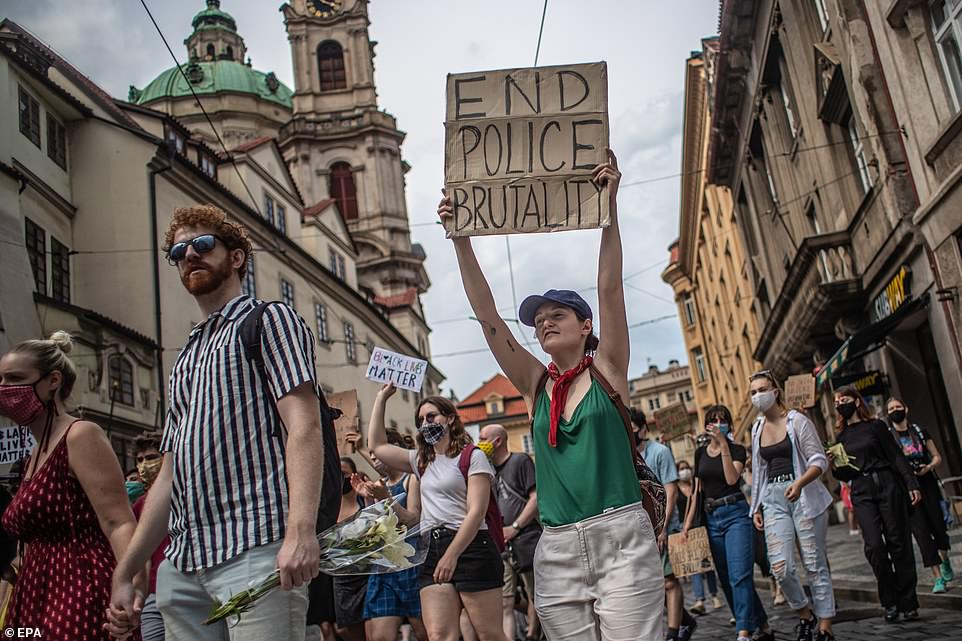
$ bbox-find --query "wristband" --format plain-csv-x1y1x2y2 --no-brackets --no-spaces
512,521,520,530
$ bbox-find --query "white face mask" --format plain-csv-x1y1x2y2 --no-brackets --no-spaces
751,390,778,412
678,469,693,482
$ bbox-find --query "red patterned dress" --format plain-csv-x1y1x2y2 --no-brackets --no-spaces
2,421,118,640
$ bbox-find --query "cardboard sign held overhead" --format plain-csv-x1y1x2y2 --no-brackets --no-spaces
784,374,817,409
653,402,691,442
327,390,360,455
366,347,428,392
444,62,610,237
668,527,714,578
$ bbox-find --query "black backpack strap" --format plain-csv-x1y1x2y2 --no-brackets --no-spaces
238,301,282,436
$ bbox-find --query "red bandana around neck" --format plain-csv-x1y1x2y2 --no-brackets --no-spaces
546,355,593,447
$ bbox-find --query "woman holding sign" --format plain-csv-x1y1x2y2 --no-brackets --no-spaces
437,150,664,641
748,371,836,641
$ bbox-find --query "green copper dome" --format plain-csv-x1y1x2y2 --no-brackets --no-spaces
192,0,237,32
132,61,293,109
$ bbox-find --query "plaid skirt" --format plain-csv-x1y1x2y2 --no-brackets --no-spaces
363,566,422,619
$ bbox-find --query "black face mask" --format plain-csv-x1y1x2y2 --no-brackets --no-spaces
836,402,858,420
341,476,352,495
889,409,907,424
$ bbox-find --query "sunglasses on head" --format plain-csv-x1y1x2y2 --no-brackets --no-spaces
750,369,774,382
167,234,223,265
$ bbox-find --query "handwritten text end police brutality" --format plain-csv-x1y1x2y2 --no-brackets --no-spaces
444,62,610,237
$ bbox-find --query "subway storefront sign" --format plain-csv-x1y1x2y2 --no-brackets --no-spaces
871,265,911,323
832,370,885,397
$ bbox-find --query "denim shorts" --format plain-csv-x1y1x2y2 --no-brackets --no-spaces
419,528,503,592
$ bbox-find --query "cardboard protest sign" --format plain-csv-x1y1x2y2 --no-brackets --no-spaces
327,390,360,455
0,425,36,465
668,526,714,578
444,62,610,237
653,402,691,442
366,347,428,392
784,374,817,409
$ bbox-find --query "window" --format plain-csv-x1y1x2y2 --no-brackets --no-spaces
277,204,287,235
779,82,799,139
813,0,829,32
522,434,534,455
668,391,677,402
329,248,347,280
330,163,359,221
647,397,661,411
931,0,962,111
317,41,347,91
165,126,185,154
265,194,276,227
206,43,216,59
314,302,329,343
683,294,696,327
18,85,40,147
344,321,357,363
280,278,295,307
486,397,504,416
683,389,694,402
806,202,822,235
198,151,216,179
847,116,873,193
242,257,256,297
108,356,135,406
25,218,46,294
226,45,234,60
47,114,67,170
693,348,707,383
50,237,70,303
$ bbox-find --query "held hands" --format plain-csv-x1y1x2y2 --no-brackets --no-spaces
104,570,146,640
783,482,801,503
752,512,765,531
503,526,518,542
276,524,321,590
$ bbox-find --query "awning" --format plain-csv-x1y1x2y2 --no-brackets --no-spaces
815,294,929,389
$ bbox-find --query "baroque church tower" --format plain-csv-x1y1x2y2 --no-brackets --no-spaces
279,0,431,354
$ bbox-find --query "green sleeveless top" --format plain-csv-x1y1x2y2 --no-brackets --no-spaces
533,378,641,526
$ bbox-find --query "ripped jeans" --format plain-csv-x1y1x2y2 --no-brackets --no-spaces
761,480,836,619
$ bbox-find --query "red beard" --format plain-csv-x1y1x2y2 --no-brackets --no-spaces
180,257,234,295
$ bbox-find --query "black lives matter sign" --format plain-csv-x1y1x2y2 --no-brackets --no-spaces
444,62,610,237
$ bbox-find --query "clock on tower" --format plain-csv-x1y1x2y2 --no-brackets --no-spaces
307,0,343,18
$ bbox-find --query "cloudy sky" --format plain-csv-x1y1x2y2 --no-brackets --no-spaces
3,0,721,398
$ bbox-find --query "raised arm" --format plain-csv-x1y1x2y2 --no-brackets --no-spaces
367,384,415,473
439,192,545,404
592,150,629,397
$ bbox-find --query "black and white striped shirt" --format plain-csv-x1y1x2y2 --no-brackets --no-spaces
160,294,318,571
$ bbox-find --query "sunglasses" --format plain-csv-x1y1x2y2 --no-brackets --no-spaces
167,234,223,265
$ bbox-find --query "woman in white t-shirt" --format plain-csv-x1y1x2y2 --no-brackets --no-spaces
368,384,509,641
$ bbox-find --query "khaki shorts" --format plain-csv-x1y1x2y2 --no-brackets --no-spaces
503,557,536,601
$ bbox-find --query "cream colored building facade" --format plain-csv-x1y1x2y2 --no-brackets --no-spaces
662,41,763,443
0,3,439,471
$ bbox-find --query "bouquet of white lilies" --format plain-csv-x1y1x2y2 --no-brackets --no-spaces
205,498,428,625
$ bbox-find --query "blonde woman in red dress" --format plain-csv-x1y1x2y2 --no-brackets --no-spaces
0,332,140,640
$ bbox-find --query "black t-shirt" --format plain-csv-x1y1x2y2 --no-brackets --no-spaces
696,443,747,501
834,419,919,491
494,452,536,526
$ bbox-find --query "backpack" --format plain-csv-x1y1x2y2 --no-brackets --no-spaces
533,365,668,535
239,301,343,533
458,444,506,553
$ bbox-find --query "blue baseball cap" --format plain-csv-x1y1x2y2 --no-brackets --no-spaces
519,289,593,327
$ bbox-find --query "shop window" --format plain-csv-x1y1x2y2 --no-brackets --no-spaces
18,85,40,148
50,237,70,303
931,0,962,111
109,356,135,406
47,114,67,170
280,278,295,307
25,217,46,295
318,41,347,91
330,162,358,220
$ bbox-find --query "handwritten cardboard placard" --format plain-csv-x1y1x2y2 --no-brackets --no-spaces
784,374,817,409
654,402,692,442
668,526,714,578
444,62,610,237
0,425,36,465
366,347,428,392
327,390,360,455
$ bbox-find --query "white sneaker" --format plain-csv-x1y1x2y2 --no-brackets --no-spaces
848,529,859,536
712,595,724,609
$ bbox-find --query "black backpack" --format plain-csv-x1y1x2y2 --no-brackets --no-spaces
238,301,342,533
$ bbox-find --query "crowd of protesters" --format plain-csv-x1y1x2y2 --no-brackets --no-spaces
0,171,957,641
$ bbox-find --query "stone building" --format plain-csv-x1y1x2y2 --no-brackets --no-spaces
628,361,700,464
662,39,764,441
708,0,962,477
0,0,440,470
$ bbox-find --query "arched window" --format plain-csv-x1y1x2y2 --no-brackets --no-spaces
108,355,134,406
226,45,234,60
330,162,358,220
206,43,215,60
317,41,346,91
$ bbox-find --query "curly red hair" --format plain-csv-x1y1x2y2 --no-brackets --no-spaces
163,205,253,278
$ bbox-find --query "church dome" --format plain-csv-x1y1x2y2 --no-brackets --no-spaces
129,1,292,109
